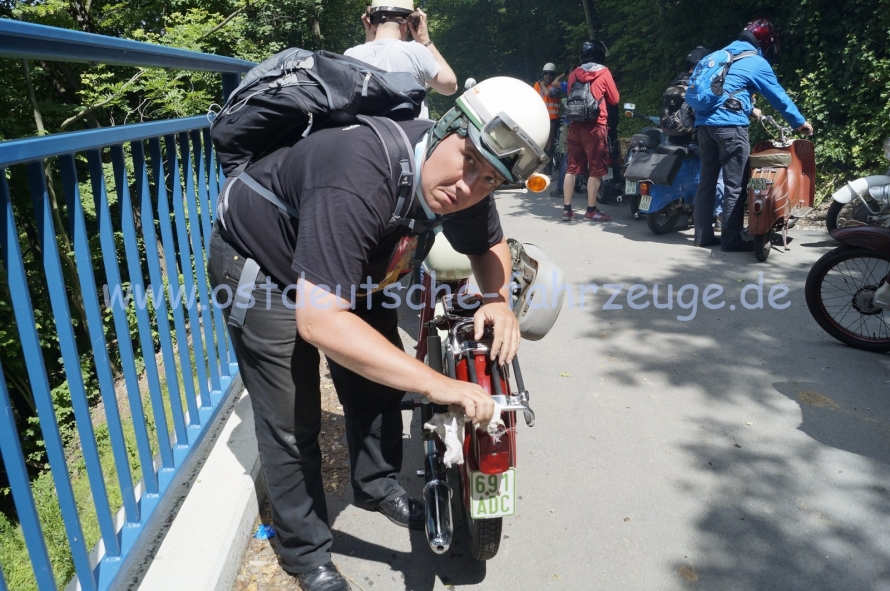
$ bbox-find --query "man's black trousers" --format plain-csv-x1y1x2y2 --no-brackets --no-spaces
208,223,407,574
694,125,750,249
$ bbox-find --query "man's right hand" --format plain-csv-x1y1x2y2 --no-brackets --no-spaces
361,9,375,41
424,374,496,424
797,121,814,136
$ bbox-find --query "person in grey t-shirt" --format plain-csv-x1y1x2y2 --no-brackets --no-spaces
345,1,457,118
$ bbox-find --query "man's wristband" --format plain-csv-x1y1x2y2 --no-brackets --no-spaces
423,40,433,47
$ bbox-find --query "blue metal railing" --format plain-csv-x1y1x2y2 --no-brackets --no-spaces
0,19,255,590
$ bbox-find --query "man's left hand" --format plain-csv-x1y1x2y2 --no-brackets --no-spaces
473,301,520,364
409,8,430,45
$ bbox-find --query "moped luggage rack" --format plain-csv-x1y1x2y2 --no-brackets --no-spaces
437,294,536,427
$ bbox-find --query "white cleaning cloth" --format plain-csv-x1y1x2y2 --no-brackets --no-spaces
423,401,504,467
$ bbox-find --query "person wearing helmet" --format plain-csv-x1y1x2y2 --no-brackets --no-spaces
562,40,619,222
345,0,457,118
534,62,565,172
691,19,813,252
206,77,549,591
652,46,727,228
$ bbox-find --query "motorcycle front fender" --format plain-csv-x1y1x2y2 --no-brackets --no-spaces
831,175,890,204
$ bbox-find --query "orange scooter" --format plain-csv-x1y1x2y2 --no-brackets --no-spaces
747,116,816,261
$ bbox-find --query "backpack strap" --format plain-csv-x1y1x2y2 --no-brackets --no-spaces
721,50,761,104
225,117,440,238
355,115,441,235
730,50,758,64
235,171,301,219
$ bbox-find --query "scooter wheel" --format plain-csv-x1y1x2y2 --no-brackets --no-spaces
752,229,775,262
646,210,680,234
805,245,890,352
458,469,503,561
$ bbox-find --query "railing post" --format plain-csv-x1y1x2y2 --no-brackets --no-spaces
222,72,241,104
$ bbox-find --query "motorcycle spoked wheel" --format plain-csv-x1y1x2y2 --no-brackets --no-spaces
646,209,680,234
804,246,890,352
825,199,879,232
752,227,776,262
458,467,503,561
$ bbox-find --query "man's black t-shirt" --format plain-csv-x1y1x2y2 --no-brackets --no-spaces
221,119,503,294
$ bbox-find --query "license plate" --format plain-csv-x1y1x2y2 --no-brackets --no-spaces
749,177,769,191
469,468,516,519
639,194,652,211
625,180,637,194
603,168,613,181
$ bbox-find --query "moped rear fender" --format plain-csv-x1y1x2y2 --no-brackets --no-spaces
830,225,890,252
831,175,890,204
641,161,699,212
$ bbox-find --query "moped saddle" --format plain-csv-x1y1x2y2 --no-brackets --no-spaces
629,131,659,150
654,144,693,159
749,149,792,169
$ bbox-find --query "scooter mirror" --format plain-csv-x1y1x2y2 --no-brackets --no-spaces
623,102,635,110
464,78,477,90
883,136,890,161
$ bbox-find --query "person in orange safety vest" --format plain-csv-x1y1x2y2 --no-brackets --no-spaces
534,62,564,174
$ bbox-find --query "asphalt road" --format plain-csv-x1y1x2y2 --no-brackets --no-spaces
324,189,890,591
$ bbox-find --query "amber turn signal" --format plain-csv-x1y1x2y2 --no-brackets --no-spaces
525,173,551,193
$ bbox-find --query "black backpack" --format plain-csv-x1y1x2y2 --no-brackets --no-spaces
659,74,696,137
210,47,427,176
565,80,601,122
210,47,432,232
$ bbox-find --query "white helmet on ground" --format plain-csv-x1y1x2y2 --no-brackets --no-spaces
542,63,557,73
429,77,550,183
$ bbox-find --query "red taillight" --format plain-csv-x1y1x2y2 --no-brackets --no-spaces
639,182,651,196
752,199,764,214
476,428,510,474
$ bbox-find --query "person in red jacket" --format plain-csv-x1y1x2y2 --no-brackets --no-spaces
562,40,619,222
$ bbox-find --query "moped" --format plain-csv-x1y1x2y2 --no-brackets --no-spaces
619,103,663,219
406,234,564,560
746,116,816,261
805,225,890,352
825,136,890,232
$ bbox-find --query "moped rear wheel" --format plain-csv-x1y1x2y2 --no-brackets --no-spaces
805,246,890,352
459,470,503,561
753,228,775,262
646,209,680,234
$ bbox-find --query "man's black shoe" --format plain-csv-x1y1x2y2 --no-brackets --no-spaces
295,562,350,591
693,238,721,247
359,493,424,529
721,242,755,252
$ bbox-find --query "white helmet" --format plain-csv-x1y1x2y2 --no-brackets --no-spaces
450,77,550,183
369,0,413,16
542,63,557,73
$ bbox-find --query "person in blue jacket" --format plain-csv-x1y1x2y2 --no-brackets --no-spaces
692,19,813,251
